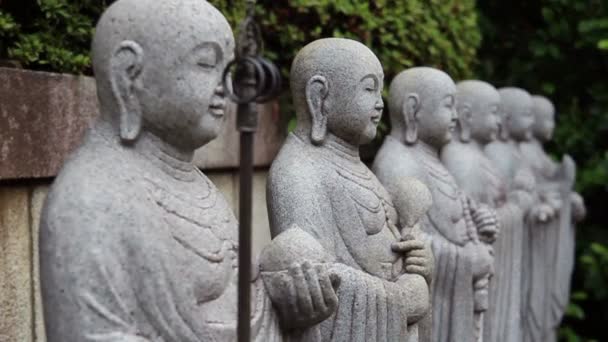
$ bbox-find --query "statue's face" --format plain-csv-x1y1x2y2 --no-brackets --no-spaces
137,7,235,150
534,112,555,141
326,57,384,146
471,95,500,143
418,80,457,149
507,103,534,141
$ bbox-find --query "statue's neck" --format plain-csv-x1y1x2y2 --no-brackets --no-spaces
136,131,195,173
324,133,360,161
93,118,197,180
294,129,360,161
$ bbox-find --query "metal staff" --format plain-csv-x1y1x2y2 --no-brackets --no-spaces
222,1,281,341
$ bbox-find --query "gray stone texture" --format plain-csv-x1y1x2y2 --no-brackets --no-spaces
0,68,283,180
38,0,282,341
441,80,524,342
484,87,550,342
263,38,433,342
0,187,34,342
518,94,584,342
373,67,498,342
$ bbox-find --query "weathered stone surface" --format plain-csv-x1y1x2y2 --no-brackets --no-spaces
38,0,283,340
0,68,283,180
518,94,584,342
0,187,33,342
441,80,524,342
251,172,271,258
0,67,98,180
484,87,553,342
262,38,433,341
373,67,498,342
30,186,49,342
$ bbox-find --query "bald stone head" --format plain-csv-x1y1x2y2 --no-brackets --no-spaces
92,0,235,151
388,67,457,149
455,80,500,144
291,38,385,146
498,87,534,142
532,95,556,142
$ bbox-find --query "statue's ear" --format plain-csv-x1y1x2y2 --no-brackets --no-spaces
110,40,144,144
457,103,472,142
402,93,420,145
306,75,329,145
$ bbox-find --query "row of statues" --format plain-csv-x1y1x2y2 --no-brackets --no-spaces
38,0,585,341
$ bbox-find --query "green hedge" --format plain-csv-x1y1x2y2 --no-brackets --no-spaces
477,1,608,341
0,0,481,82
212,0,480,83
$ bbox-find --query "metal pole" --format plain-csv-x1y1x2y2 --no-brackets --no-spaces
226,3,280,340
236,84,258,342
237,129,254,342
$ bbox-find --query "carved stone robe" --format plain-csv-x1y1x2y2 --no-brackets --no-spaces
442,139,524,342
485,138,553,342
520,139,577,340
40,125,281,342
266,133,430,342
373,136,488,342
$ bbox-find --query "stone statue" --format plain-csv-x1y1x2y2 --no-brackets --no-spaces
484,87,557,342
262,38,433,342
373,67,498,342
519,95,586,341
39,1,283,340
441,80,525,342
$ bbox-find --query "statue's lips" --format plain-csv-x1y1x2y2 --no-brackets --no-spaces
371,114,381,125
209,106,225,117
209,102,226,117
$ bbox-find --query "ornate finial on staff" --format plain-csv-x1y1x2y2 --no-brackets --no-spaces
221,2,281,341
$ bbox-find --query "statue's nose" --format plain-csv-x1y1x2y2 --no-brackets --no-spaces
215,84,225,96
375,98,384,111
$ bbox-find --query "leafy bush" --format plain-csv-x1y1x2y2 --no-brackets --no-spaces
0,0,109,73
0,0,481,83
212,0,480,82
211,0,481,141
477,1,608,341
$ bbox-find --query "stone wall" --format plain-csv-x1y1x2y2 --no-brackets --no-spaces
0,67,284,341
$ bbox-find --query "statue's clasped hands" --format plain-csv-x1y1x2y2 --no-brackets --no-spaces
470,204,499,244
392,233,433,283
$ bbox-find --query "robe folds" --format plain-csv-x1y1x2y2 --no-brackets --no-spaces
266,133,431,342
40,127,282,342
520,140,578,342
373,137,481,342
442,140,525,342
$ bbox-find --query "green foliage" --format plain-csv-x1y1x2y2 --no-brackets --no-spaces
1,0,481,83
211,0,480,87
477,0,608,340
1,0,109,74
210,0,480,139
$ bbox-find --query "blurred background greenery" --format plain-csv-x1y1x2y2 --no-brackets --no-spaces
0,0,606,340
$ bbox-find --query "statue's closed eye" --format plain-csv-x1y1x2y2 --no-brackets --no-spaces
192,42,223,69
197,51,218,68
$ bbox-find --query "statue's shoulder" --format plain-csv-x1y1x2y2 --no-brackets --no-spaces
268,134,324,188
373,138,426,182
42,136,146,238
